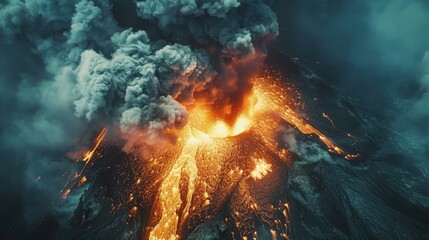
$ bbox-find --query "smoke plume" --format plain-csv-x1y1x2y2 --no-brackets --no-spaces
0,0,278,236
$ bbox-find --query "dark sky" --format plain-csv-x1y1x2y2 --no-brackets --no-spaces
269,0,429,102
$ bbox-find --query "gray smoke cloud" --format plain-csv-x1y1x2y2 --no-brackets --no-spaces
73,30,215,135
135,0,278,55
0,0,278,235
1,0,277,136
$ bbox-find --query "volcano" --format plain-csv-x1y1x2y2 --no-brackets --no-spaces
59,52,403,240
2,1,429,240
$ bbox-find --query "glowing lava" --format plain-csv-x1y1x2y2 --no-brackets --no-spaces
61,128,107,199
148,128,209,240
187,101,254,139
83,128,107,162
250,158,272,180
253,77,346,155
209,114,252,138
66,69,351,239
146,71,349,239
79,128,108,176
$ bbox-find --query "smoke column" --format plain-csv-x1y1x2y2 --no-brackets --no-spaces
0,0,278,236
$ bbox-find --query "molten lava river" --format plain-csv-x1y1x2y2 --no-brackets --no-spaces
67,69,353,240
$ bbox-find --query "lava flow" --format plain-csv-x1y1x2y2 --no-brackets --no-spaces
140,70,349,240
68,69,351,240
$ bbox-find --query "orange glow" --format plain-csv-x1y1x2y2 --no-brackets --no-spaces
128,206,138,218
83,128,107,162
322,112,335,127
60,128,107,202
188,102,254,139
61,189,71,199
250,158,272,180
145,71,353,239
77,176,87,187
79,128,107,175
345,154,360,160
210,120,230,138
253,76,346,155
148,128,206,240
271,230,278,240
207,113,252,138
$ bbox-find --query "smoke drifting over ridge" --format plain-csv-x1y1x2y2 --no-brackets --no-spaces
0,0,277,233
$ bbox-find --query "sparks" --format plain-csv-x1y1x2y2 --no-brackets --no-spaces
60,128,107,202
254,76,346,155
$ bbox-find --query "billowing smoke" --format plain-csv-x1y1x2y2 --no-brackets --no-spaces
0,0,278,236
73,31,212,136
1,0,277,137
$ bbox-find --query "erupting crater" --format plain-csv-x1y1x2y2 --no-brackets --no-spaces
67,69,352,240
187,100,256,139
143,71,350,240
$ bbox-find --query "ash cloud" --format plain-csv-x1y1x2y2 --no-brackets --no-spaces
0,0,278,237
